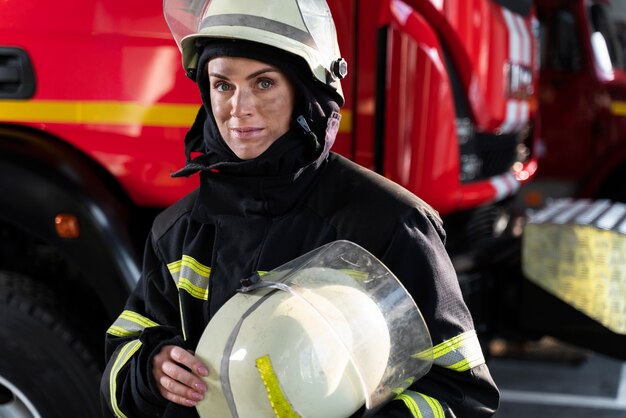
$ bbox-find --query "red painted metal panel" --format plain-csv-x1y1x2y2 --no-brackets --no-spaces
0,0,200,206
384,7,460,214
0,0,538,213
376,0,537,214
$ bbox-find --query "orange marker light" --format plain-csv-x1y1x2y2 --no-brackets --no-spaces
54,214,80,239
524,191,544,208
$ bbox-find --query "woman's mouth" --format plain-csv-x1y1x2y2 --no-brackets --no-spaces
229,127,264,139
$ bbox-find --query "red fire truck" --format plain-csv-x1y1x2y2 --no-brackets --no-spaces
506,0,626,367
0,0,539,415
523,0,626,206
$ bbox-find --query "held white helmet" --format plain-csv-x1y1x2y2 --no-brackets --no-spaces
163,0,347,103
194,240,433,418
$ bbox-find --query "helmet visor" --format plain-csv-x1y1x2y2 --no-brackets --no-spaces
163,0,207,51
163,0,345,103
253,240,433,414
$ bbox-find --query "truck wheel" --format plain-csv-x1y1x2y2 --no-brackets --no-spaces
0,272,101,418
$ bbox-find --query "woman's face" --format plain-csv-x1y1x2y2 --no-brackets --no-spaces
208,56,296,160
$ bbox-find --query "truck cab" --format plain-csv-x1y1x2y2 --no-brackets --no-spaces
513,0,626,361
524,0,626,205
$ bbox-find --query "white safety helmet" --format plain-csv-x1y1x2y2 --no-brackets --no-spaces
194,240,433,418
163,0,347,103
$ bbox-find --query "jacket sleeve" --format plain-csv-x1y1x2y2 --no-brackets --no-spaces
100,232,186,418
374,208,500,418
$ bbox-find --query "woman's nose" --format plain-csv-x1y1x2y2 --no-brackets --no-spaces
230,89,254,117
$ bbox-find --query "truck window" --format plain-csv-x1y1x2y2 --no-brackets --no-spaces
491,0,532,17
544,10,582,72
588,3,625,70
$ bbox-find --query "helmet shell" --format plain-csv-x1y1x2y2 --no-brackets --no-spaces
196,269,390,418
164,0,346,103
194,241,433,417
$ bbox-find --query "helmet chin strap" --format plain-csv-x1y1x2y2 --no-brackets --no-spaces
221,288,280,418
296,115,317,142
238,273,288,293
296,115,320,152
238,271,295,294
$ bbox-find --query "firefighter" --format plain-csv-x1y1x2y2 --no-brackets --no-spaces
100,0,500,417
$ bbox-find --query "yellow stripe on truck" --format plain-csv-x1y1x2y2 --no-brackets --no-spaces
0,100,198,127
610,101,626,116
0,99,352,132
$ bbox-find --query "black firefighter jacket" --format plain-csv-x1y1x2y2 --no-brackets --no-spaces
101,152,500,418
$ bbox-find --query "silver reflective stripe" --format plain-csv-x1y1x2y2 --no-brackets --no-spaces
107,310,159,337
168,255,211,300
199,14,317,49
432,330,485,372
395,390,445,418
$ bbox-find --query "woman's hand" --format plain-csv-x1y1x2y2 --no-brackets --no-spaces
152,344,209,407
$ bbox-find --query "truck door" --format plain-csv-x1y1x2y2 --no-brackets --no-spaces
534,0,626,199
536,1,597,183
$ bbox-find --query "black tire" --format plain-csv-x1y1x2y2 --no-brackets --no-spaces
0,272,101,418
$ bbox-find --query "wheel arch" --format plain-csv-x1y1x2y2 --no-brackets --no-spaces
0,124,141,319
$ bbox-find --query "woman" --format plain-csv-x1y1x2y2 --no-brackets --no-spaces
101,0,499,417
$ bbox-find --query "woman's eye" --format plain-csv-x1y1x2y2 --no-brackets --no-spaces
214,82,231,92
257,79,274,90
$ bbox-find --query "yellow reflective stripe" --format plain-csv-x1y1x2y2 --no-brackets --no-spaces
167,255,212,276
395,391,445,418
392,377,418,397
432,330,485,372
396,393,423,418
178,293,187,342
181,254,211,275
610,101,626,116
106,310,159,337
256,355,301,418
413,346,434,362
177,278,209,299
106,325,135,338
120,310,158,327
0,99,352,132
420,392,445,418
109,339,143,418
167,255,211,300
0,100,197,127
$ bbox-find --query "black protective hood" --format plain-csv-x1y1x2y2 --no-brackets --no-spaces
172,39,341,178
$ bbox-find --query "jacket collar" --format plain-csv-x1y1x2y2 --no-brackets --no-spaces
191,155,325,219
